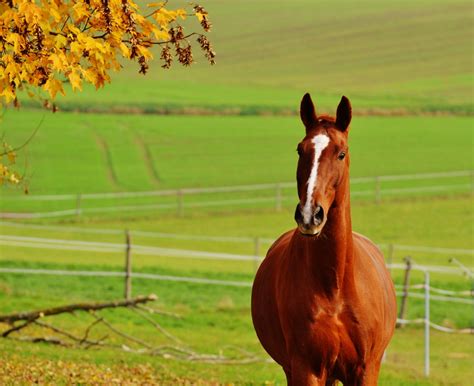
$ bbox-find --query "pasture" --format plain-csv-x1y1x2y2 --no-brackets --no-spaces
0,111,472,196
1,0,473,383
19,0,472,115
1,110,473,384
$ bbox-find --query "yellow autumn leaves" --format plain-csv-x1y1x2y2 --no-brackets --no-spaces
0,1,213,187
0,0,213,105
0,142,20,186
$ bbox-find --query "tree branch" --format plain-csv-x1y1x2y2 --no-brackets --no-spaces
0,294,157,324
33,320,109,349
91,313,153,349
0,115,44,157
121,32,200,46
130,306,182,345
1,320,30,337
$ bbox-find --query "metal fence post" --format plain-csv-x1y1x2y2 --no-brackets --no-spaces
275,183,282,211
397,256,412,327
124,229,132,300
424,270,430,377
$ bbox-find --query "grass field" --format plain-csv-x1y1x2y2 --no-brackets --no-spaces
1,111,472,197
14,0,473,114
1,107,473,384
1,111,472,384
0,251,473,385
1,0,473,383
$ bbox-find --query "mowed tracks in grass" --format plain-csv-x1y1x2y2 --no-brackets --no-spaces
0,111,472,197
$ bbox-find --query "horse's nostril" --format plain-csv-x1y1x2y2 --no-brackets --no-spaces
313,205,324,225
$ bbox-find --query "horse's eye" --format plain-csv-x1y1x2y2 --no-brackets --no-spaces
338,151,346,160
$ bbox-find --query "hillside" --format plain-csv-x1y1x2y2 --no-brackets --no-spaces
22,0,473,114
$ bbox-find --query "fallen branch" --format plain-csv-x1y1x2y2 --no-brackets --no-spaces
14,335,69,346
135,304,181,319
33,320,111,349
90,313,153,349
0,294,158,324
130,307,182,345
2,321,30,338
0,293,269,364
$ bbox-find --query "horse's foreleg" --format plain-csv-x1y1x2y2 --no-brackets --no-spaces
345,361,381,386
288,358,327,386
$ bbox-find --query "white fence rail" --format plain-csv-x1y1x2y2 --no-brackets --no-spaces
0,266,472,304
1,222,473,258
1,234,473,273
0,170,472,219
1,170,471,201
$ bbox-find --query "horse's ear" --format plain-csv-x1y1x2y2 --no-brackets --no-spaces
336,96,352,132
300,93,317,129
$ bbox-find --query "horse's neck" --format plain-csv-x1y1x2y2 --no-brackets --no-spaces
299,182,354,296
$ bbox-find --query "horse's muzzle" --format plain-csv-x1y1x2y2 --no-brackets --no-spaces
294,204,325,235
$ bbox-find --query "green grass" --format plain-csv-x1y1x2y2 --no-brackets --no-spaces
0,256,473,385
1,111,472,198
15,0,473,114
1,0,473,382
1,195,473,266
0,109,472,383
1,193,473,384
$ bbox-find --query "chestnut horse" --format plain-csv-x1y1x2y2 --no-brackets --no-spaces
251,94,396,385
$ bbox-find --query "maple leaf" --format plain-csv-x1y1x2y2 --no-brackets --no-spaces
68,71,82,91
43,78,65,99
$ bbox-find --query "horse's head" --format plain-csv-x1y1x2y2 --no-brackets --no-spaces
294,93,352,236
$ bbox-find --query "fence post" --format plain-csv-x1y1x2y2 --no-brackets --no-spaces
254,237,261,271
275,183,282,211
424,270,430,377
176,189,183,217
397,256,412,327
374,176,381,204
75,194,82,218
124,229,132,300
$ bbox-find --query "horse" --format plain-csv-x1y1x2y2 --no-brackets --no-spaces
251,93,397,385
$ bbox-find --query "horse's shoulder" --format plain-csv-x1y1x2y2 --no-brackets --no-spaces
352,231,387,273
352,231,383,255
265,229,295,260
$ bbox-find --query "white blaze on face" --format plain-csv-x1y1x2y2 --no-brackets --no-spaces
302,134,330,224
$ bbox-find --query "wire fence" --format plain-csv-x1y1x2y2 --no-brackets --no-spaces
0,266,472,304
1,233,472,377
2,263,471,379
1,222,473,261
1,170,472,219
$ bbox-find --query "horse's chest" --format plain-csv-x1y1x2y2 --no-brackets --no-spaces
280,296,361,367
